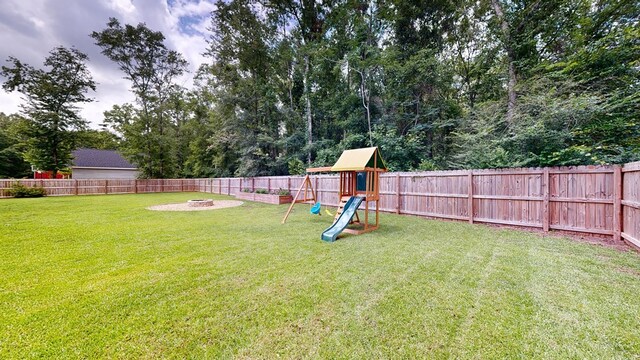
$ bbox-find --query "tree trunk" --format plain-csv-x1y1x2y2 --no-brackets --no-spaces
158,103,165,179
303,54,312,165
359,72,373,146
365,97,372,146
52,140,59,179
491,0,517,124
287,58,295,111
141,99,153,178
506,60,517,122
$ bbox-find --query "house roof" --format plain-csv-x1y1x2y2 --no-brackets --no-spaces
330,147,387,172
72,148,137,169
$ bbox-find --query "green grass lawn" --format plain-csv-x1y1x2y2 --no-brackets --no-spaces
1,193,639,359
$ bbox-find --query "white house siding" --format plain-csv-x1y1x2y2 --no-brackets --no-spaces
72,168,139,179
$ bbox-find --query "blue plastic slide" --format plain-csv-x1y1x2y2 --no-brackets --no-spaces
321,196,364,242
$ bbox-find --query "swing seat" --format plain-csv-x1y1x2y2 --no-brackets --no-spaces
310,202,321,215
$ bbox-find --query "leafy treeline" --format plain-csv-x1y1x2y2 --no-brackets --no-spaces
1,0,638,179
197,0,639,175
0,110,120,178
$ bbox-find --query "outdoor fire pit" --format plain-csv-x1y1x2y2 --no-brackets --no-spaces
187,199,214,207
147,199,242,212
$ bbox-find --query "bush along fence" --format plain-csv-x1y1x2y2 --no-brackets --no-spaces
1,162,639,250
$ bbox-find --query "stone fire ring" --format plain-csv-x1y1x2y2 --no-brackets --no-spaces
188,199,214,207
146,200,244,212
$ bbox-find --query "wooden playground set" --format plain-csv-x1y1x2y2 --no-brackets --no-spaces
282,147,387,241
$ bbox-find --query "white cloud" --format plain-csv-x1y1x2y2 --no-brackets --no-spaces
0,0,214,128
105,0,136,17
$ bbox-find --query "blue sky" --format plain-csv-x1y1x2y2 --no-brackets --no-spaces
0,0,216,127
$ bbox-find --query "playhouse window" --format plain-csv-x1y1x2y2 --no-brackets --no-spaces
356,172,375,192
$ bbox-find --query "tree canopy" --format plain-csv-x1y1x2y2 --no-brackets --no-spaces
1,1,638,179
92,18,189,178
1,46,96,177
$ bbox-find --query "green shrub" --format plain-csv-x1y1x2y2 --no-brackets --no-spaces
7,183,47,198
275,188,290,196
287,158,306,175
255,188,269,194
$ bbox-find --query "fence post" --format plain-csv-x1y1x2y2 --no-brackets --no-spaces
543,168,550,232
396,173,401,214
105,180,108,195
134,179,138,194
468,171,474,224
74,179,78,196
613,165,622,241
268,178,271,193
287,177,291,193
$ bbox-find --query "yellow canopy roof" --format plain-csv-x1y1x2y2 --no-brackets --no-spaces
330,147,387,172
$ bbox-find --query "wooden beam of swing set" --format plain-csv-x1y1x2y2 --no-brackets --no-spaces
281,174,317,224
305,166,333,173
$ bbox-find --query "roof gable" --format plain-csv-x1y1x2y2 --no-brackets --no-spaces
331,147,387,171
72,148,137,169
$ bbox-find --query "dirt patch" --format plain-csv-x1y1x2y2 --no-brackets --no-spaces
521,228,633,252
147,200,243,211
617,267,640,277
416,215,636,252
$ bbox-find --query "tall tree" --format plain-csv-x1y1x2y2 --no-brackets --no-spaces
0,113,31,178
489,0,517,123
91,18,188,178
205,0,288,176
487,0,571,124
266,0,329,164
339,1,383,146
1,47,96,177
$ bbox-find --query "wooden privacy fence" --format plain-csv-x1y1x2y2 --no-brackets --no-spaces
1,162,639,249
0,179,210,197
622,162,640,249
